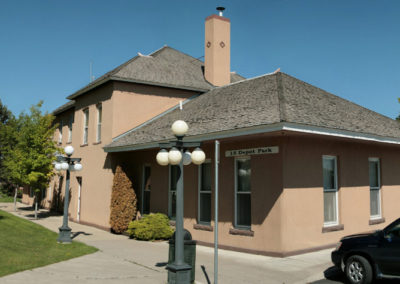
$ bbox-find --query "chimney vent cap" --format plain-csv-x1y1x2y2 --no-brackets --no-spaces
216,6,225,16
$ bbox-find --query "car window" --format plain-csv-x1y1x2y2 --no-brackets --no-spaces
387,224,400,239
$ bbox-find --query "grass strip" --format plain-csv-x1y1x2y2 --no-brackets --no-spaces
0,209,98,277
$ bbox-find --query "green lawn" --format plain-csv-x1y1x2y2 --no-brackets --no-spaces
0,196,21,203
0,210,98,277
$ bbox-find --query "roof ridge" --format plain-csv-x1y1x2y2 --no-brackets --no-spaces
210,70,278,91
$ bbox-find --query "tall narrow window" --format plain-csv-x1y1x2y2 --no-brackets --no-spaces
198,161,212,224
235,157,251,229
96,104,102,142
369,158,381,219
142,165,151,215
67,114,73,143
58,120,63,144
83,109,89,145
169,165,179,219
323,156,338,226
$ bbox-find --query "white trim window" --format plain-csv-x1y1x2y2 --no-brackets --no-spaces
369,158,381,219
96,104,102,143
83,108,89,145
234,157,251,229
142,165,151,215
58,120,63,144
67,114,73,143
198,161,212,224
168,165,179,219
323,156,339,226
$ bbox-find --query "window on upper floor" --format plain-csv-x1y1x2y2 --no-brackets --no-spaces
67,114,73,143
96,104,102,143
58,120,63,144
83,109,89,145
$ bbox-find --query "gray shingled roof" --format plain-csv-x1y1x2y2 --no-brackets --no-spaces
105,72,400,151
52,100,75,115
66,46,244,100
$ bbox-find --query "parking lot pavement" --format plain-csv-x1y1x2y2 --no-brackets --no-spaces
0,202,334,284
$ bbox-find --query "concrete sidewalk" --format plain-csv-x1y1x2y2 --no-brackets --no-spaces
0,202,333,284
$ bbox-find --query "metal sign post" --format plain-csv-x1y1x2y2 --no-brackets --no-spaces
214,140,220,284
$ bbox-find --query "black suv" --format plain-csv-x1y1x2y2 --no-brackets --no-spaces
331,217,400,284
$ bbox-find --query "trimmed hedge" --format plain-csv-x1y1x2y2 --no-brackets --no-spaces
109,165,137,233
127,213,174,241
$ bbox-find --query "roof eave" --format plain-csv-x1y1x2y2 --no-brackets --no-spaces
104,122,400,153
66,76,211,101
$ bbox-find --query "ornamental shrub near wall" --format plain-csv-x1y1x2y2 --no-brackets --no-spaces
109,165,137,233
127,213,174,241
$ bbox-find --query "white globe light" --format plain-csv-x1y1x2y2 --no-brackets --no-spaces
74,163,83,171
171,120,188,136
156,149,169,166
183,150,192,166
55,163,62,171
191,148,206,165
64,145,74,156
168,148,182,165
61,162,69,170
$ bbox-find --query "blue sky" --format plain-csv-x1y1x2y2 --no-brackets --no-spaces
1,0,399,119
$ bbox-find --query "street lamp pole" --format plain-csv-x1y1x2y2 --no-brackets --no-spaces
156,120,205,284
54,145,82,244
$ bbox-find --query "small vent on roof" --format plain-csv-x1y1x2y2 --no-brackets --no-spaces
137,52,152,58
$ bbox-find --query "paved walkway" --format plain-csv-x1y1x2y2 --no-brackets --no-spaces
0,202,334,284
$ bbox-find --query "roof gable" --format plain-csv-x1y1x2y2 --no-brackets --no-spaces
67,46,218,100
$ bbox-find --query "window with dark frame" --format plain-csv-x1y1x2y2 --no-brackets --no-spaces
235,157,251,229
198,161,212,224
142,165,151,214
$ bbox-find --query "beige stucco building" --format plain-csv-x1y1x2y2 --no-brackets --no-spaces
22,11,400,256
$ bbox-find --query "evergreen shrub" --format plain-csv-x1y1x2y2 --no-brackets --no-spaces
109,165,137,233
127,213,174,241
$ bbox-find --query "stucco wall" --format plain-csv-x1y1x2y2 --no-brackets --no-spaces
281,134,400,253
114,133,286,254
42,81,198,230
114,132,400,256
111,82,197,138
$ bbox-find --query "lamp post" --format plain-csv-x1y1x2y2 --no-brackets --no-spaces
54,145,82,243
156,120,205,284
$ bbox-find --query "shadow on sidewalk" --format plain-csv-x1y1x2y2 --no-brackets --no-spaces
71,231,93,239
201,265,211,284
18,206,62,219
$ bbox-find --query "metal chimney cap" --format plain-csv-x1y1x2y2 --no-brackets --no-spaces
216,6,225,16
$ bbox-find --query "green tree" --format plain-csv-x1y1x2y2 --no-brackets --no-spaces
0,99,15,180
3,102,59,218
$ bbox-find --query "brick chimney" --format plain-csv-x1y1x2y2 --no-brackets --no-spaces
204,8,230,86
